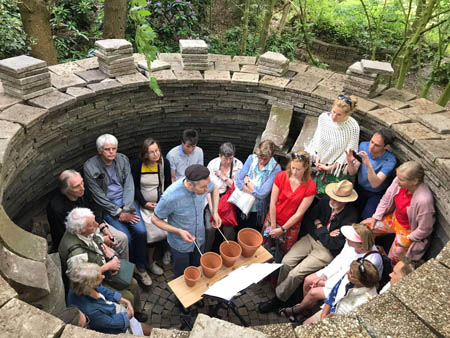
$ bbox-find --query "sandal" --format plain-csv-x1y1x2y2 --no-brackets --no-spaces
278,304,301,318
288,312,307,324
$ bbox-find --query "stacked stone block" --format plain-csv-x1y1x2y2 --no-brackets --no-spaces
0,55,52,100
343,61,380,98
257,52,289,77
95,39,136,77
179,39,209,70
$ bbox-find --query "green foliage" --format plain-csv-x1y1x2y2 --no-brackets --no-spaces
129,0,162,96
0,0,28,59
50,0,102,61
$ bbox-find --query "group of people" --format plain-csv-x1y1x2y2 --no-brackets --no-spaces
47,94,435,334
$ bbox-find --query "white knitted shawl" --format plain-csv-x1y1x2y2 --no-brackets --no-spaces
305,112,360,176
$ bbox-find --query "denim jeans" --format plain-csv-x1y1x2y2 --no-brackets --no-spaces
356,186,385,221
103,201,147,269
170,245,203,279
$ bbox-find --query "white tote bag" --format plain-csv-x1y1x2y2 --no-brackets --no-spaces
228,184,256,215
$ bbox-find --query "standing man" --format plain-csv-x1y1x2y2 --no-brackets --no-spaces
151,164,221,279
346,128,396,220
47,170,128,258
83,134,152,287
166,129,204,183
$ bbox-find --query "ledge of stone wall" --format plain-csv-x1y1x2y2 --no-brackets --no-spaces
0,50,449,336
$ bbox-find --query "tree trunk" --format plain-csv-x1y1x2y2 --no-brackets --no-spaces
103,0,127,39
257,0,277,53
278,1,290,32
396,0,438,89
437,81,450,107
241,0,251,54
17,0,57,65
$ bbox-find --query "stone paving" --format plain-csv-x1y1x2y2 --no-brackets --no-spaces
140,260,290,330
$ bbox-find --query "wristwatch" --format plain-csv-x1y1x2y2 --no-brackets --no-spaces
280,226,287,233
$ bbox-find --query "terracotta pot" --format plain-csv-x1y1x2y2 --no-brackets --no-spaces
184,266,201,287
220,241,242,267
238,228,263,257
200,252,222,278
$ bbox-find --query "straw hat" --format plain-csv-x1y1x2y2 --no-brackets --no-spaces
325,180,358,202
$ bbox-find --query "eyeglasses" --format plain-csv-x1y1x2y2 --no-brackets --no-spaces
147,149,160,156
338,94,353,107
292,153,308,162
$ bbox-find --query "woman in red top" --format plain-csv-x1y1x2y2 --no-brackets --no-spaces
266,151,316,253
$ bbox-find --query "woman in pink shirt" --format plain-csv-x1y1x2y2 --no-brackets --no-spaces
362,161,435,264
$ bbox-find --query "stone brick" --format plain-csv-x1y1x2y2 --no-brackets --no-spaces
408,97,446,114
50,72,86,91
158,53,182,62
311,85,340,103
233,56,257,65
0,103,47,129
259,75,290,90
295,314,370,338
288,62,309,74
116,72,149,88
0,93,22,111
179,39,208,54
75,69,108,83
214,62,240,72
0,71,50,86
366,107,410,127
286,77,319,94
258,51,289,66
190,314,267,338
74,56,99,70
361,59,394,75
0,298,63,338
436,240,450,268
209,54,232,63
379,87,417,101
305,66,334,80
231,72,259,86
0,274,17,307
66,86,95,99
87,79,123,94
392,122,441,144
174,70,204,83
0,55,47,75
389,259,450,337
410,139,450,162
95,39,132,51
48,62,84,76
204,70,231,84
261,104,292,148
28,90,76,112
138,60,171,72
417,112,450,134
240,65,258,74
355,291,435,338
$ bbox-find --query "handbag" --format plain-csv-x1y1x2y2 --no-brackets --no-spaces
145,214,168,244
218,183,238,226
228,183,256,215
67,244,135,290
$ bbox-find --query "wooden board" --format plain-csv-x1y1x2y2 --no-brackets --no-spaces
168,246,273,308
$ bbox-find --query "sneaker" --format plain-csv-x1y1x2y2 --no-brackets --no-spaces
134,269,152,287
258,296,284,314
149,262,164,275
134,311,148,323
162,250,171,265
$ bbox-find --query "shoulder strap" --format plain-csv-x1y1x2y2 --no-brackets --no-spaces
362,250,382,260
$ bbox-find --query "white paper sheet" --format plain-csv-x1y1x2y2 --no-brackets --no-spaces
130,317,144,336
203,263,282,301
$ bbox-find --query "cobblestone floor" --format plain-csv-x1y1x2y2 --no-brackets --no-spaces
140,261,290,330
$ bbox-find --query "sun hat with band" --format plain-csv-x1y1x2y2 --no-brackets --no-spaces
325,180,358,203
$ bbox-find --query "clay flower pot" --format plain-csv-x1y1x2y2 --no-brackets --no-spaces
220,241,242,267
200,252,222,278
238,228,263,257
184,266,201,287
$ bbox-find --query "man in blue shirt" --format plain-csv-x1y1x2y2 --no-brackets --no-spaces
346,128,397,220
166,129,204,183
151,164,221,279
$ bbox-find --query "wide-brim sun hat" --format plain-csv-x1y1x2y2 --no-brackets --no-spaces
341,225,362,243
325,180,358,202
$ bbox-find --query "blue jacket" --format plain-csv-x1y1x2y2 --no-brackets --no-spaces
67,285,130,334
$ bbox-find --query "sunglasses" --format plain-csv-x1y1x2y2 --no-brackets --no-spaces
338,94,353,107
292,153,308,162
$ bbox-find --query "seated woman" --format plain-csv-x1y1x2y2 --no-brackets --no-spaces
67,262,151,335
362,161,435,264
265,151,316,254
303,256,379,325
305,94,359,194
206,142,243,246
279,223,382,322
235,140,281,231
131,138,171,276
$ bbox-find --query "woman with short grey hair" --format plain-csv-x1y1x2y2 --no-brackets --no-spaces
362,161,435,263
67,263,152,335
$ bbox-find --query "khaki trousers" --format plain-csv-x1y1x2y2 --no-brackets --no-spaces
275,234,333,302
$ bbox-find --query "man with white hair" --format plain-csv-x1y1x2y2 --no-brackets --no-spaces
58,207,148,323
83,134,152,287
47,169,128,258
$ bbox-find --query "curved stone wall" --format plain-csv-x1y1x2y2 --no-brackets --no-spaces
1,51,450,336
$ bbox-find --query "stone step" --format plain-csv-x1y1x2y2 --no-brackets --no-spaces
291,115,318,153
261,104,293,150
